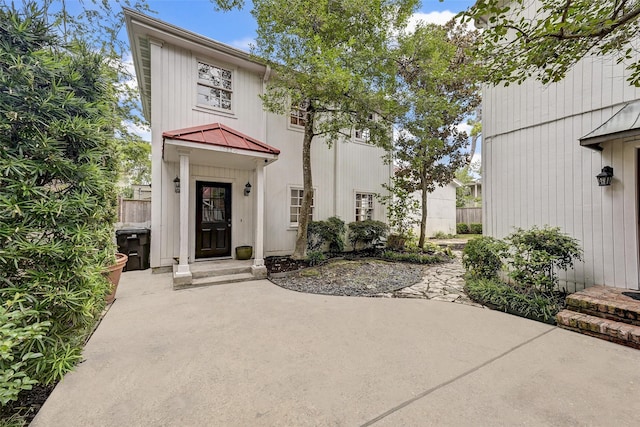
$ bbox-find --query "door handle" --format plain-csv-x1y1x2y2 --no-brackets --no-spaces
202,228,212,232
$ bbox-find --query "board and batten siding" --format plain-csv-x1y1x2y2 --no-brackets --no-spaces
264,111,391,255
148,39,392,264
150,41,266,267
483,52,640,291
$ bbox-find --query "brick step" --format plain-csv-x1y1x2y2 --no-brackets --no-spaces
174,272,256,290
556,310,640,350
565,286,640,326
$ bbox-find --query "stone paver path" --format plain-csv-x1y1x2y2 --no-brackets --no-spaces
378,251,484,308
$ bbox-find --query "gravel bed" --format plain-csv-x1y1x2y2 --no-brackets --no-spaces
269,259,425,296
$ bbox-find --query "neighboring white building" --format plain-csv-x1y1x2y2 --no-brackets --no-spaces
124,10,391,282
408,181,461,237
482,38,640,290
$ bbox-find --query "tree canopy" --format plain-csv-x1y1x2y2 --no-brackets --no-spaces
466,0,640,86
252,0,419,258
393,20,481,246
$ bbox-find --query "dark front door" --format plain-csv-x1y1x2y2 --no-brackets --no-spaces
196,182,231,258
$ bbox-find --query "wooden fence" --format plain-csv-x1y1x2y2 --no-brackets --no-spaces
456,207,482,225
118,198,151,225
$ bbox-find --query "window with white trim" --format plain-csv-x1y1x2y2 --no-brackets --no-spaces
197,61,232,111
355,192,374,221
355,113,374,141
290,188,314,226
290,104,307,127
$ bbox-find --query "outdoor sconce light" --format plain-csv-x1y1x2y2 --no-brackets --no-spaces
244,182,252,196
173,176,180,193
596,166,614,187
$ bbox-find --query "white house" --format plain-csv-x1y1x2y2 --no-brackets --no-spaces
124,10,391,285
408,181,461,237
481,35,640,290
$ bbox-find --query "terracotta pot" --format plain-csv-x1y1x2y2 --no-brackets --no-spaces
105,253,128,304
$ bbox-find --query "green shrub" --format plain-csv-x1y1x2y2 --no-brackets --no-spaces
432,231,454,239
456,223,469,234
348,220,389,250
0,304,50,405
464,278,564,323
307,216,345,253
469,223,482,234
386,234,407,250
505,226,582,292
382,250,447,264
462,237,506,279
0,6,118,386
306,250,326,266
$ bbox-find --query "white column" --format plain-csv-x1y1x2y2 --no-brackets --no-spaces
252,161,267,278
175,151,191,279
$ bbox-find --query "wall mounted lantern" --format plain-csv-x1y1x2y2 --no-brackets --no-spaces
596,166,613,187
173,176,181,193
244,182,252,196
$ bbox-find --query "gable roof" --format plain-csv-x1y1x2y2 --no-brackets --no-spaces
124,8,267,122
163,123,280,155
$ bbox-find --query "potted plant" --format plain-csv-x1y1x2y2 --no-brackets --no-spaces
105,253,128,303
235,245,253,260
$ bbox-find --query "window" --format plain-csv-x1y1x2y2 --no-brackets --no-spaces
290,188,314,226
355,113,374,141
197,61,232,111
290,104,307,127
355,193,374,221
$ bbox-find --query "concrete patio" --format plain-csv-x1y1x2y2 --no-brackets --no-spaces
33,270,640,426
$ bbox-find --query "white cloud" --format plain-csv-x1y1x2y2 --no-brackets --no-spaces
125,120,151,142
407,11,457,31
229,37,254,52
456,121,473,135
471,151,481,164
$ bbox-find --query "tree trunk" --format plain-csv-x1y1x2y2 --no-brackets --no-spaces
418,175,428,249
291,107,314,260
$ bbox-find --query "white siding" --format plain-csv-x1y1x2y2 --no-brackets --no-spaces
409,184,458,237
148,39,392,264
483,51,640,290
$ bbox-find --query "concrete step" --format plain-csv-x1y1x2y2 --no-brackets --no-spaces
191,265,252,280
174,272,256,290
556,310,640,350
566,286,640,326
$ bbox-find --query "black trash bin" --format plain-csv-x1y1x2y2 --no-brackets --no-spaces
115,228,151,271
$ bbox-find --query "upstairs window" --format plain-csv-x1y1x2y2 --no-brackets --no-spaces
290,103,308,127
197,62,232,111
355,113,374,141
355,192,374,221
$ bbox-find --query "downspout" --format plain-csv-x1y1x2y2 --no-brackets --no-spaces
259,65,271,254
334,138,339,216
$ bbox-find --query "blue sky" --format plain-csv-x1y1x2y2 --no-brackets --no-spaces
131,0,476,50
127,0,481,160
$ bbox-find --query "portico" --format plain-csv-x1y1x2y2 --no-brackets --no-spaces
162,123,279,286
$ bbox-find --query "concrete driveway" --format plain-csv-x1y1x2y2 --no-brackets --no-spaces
33,270,640,426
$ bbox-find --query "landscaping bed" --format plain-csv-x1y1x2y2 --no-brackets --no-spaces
269,259,426,296
0,384,54,426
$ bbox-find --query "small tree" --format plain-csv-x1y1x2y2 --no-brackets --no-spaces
394,21,481,248
252,0,419,259
379,175,419,237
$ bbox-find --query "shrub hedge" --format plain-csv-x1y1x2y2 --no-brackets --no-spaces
0,5,119,398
